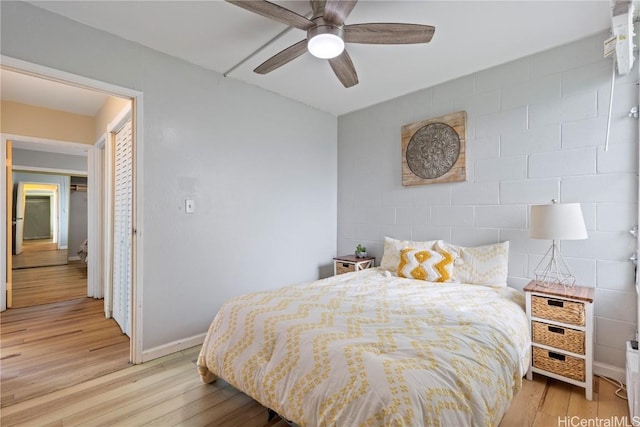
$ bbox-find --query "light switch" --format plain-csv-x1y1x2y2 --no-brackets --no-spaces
185,199,195,214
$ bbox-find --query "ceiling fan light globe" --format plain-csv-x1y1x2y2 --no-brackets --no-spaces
308,33,344,59
307,23,344,59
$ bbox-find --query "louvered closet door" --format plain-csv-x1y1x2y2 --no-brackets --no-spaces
112,119,132,337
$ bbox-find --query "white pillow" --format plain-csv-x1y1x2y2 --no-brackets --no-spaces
436,241,509,287
380,236,440,274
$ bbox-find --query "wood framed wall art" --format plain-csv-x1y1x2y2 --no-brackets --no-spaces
401,111,466,186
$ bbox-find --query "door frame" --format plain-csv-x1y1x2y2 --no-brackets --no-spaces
17,182,60,249
14,181,25,255
0,55,145,364
2,135,86,308
90,134,107,304
5,141,11,308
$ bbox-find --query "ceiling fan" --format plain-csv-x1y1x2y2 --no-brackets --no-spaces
226,0,436,88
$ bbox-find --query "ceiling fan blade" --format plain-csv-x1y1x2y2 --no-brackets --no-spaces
226,0,314,31
254,40,308,74
323,0,357,25
344,23,435,44
328,50,358,88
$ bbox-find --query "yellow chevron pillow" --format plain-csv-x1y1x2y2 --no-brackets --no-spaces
397,247,455,282
380,237,440,274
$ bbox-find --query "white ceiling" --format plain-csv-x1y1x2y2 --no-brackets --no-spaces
1,68,110,116
19,1,613,116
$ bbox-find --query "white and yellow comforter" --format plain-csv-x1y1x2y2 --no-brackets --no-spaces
197,268,530,427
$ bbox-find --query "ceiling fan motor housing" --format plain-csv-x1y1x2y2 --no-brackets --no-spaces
225,0,435,87
307,19,345,59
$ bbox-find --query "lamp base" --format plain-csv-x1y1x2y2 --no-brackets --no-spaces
534,271,576,288
533,241,577,288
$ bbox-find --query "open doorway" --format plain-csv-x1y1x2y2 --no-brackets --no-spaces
10,171,87,308
12,178,65,269
1,135,132,407
0,57,143,406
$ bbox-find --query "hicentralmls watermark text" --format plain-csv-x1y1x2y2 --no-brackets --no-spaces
558,416,640,427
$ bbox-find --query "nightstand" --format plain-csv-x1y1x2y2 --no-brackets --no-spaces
333,255,375,275
524,280,595,400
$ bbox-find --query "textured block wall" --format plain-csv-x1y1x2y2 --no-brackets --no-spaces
337,32,638,369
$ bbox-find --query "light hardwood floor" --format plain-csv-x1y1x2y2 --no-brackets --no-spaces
11,260,87,308
0,341,631,426
501,374,631,426
12,239,68,269
0,297,130,408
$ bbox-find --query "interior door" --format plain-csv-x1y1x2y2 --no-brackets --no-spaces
5,141,12,309
111,119,132,337
14,181,25,255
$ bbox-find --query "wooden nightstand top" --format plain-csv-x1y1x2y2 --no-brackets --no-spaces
524,280,594,303
333,255,375,263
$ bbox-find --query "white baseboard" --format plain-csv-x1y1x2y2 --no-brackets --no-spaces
59,245,68,250
141,333,206,363
68,256,81,261
594,361,626,383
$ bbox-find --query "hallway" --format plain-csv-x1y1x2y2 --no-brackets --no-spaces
12,238,68,270
11,260,86,308
1,260,131,407
0,297,130,407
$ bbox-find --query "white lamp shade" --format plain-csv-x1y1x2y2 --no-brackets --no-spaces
529,203,588,240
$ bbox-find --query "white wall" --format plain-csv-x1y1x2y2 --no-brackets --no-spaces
338,32,638,369
12,148,87,171
23,196,51,239
68,188,87,258
1,2,337,350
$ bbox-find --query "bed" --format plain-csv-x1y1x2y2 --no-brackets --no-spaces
197,239,530,426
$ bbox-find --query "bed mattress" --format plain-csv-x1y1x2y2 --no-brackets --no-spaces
197,268,530,426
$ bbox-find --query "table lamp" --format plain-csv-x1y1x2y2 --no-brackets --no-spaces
529,199,588,287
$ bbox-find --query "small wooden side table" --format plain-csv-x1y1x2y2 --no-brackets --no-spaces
524,280,595,400
333,255,375,276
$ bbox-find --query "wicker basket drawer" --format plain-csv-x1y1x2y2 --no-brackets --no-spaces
336,262,355,275
532,295,585,326
533,346,585,381
532,321,585,355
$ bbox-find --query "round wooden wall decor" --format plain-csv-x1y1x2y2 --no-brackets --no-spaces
406,122,460,179
401,111,466,186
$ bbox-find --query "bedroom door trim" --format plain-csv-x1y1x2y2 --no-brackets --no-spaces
14,181,25,255
4,141,12,309
0,55,145,364
15,182,60,252
90,134,107,303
